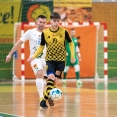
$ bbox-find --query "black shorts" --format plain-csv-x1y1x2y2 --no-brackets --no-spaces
46,61,65,79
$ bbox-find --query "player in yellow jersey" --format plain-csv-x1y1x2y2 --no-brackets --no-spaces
28,12,76,109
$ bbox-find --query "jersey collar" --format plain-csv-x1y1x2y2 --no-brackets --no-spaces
49,27,59,33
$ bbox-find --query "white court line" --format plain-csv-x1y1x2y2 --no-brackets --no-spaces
85,111,117,117
0,112,23,117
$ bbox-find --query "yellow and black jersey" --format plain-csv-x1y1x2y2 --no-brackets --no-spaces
40,26,72,61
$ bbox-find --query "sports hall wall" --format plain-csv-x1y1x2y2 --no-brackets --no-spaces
0,0,53,80
92,2,117,79
0,0,117,80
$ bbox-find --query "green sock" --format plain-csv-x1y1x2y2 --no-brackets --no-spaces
76,72,79,80
64,72,67,80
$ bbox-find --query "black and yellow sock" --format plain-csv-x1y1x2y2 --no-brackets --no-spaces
44,79,54,100
53,84,56,88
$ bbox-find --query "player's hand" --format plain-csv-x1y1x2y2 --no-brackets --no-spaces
71,58,76,63
27,57,34,63
6,54,12,63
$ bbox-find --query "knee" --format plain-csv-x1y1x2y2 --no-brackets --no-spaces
55,71,62,79
64,66,69,72
36,70,43,78
74,65,80,72
48,74,55,80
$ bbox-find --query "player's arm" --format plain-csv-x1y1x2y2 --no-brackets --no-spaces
32,32,45,59
65,30,75,59
6,40,23,63
6,30,30,63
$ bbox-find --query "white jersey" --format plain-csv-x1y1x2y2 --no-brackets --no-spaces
20,28,46,59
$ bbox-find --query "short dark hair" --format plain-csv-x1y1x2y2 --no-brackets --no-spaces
50,12,61,19
70,28,75,31
37,15,46,19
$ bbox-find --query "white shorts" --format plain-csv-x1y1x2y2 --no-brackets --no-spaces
30,58,47,77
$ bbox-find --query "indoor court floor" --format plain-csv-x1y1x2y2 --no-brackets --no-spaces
0,79,117,117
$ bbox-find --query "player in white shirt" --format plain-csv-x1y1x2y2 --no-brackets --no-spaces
6,15,47,101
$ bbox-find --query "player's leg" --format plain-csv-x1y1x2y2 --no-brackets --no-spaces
74,64,83,86
47,78,61,107
48,61,65,105
63,66,69,86
40,74,55,108
43,76,47,91
47,62,64,107
40,61,56,108
30,58,45,100
36,71,45,100
42,61,55,107
56,61,65,85
63,56,70,85
40,61,65,108
42,60,48,95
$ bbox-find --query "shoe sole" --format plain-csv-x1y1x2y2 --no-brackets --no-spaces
48,98,54,106
40,100,48,109
40,106,48,109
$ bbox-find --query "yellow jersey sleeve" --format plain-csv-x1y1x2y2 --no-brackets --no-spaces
69,41,75,59
32,45,44,58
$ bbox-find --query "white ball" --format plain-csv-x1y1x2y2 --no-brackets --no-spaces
49,88,62,101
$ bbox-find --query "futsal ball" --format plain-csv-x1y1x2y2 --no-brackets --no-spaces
49,88,62,101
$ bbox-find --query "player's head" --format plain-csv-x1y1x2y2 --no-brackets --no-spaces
36,15,47,31
50,12,61,19
50,12,61,29
70,28,76,38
